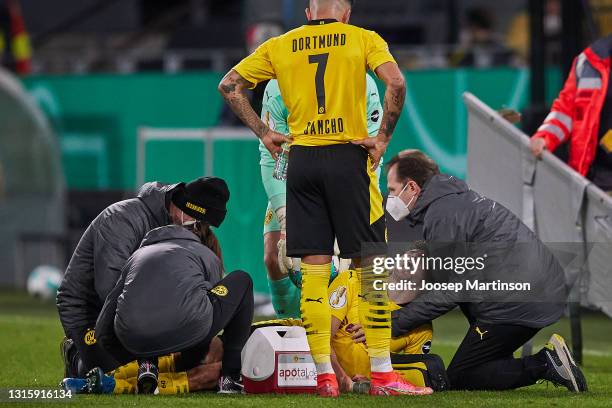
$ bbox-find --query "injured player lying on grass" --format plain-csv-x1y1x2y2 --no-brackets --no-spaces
60,266,446,395
61,338,224,395
254,266,448,394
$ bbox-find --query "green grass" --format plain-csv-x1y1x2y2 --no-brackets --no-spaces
1,290,611,407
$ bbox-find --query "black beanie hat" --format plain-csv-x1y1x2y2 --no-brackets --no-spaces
171,177,230,227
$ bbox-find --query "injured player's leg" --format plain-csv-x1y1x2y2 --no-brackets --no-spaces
60,337,225,395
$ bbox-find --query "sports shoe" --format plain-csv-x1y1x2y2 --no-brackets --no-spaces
217,375,244,394
316,373,339,397
85,367,115,394
541,334,588,392
59,377,87,394
137,360,159,394
59,337,78,378
370,371,434,396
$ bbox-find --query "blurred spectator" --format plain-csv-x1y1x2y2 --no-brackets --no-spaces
591,0,612,34
0,0,31,75
245,22,284,54
530,35,612,193
450,7,513,68
506,0,562,65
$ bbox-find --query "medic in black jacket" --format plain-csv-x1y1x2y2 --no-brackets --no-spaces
384,150,586,393
57,177,229,376
95,224,254,394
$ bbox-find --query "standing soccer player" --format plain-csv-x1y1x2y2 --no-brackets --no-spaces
260,74,383,319
219,0,430,396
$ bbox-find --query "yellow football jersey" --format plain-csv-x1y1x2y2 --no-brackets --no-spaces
328,270,433,378
329,270,401,337
329,270,361,336
233,19,395,146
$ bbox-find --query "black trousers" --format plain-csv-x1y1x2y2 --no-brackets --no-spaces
447,323,548,390
175,271,254,377
66,325,119,377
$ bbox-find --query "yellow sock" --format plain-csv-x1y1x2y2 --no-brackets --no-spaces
357,265,392,373
113,361,138,380
158,372,189,395
113,378,136,394
300,262,333,374
158,354,176,373
113,354,174,382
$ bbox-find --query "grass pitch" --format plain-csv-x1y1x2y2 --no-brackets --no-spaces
1,290,611,407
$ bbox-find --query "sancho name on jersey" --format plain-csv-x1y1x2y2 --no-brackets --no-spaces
233,19,395,147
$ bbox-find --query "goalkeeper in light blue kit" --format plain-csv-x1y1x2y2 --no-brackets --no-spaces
260,74,383,318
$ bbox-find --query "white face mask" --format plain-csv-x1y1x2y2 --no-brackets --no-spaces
386,183,416,221
181,212,197,227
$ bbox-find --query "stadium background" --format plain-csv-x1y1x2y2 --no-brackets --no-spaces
0,0,610,293
20,68,562,293
0,0,611,404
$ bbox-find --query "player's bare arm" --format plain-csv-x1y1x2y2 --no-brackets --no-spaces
218,70,291,159
353,62,406,170
330,316,353,393
377,62,407,141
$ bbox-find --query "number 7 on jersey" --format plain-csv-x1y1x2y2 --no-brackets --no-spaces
309,53,329,114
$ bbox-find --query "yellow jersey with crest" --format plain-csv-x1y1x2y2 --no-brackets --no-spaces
327,270,434,377
233,19,395,146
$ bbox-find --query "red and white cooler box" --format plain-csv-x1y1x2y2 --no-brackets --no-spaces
241,326,317,394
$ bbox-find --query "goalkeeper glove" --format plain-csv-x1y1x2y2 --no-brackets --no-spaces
277,238,293,276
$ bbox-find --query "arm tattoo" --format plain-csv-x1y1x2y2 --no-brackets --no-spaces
219,82,237,94
378,78,406,142
219,72,269,139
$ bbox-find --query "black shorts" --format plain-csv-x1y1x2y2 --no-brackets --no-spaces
286,143,386,259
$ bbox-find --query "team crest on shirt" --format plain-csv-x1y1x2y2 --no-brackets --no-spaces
371,110,380,123
211,285,228,297
84,329,96,345
264,208,274,226
329,286,347,309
